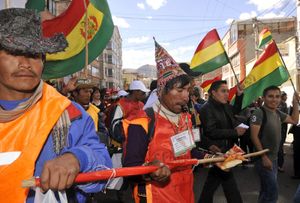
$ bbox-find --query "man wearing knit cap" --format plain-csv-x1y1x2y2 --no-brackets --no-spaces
0,8,111,202
122,40,204,203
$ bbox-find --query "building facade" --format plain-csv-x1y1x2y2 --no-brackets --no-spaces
219,17,299,96
98,26,123,89
122,69,152,90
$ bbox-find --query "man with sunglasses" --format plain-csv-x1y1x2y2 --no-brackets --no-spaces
199,80,245,203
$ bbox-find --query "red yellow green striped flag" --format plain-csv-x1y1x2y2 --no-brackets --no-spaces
26,0,114,79
200,75,222,92
190,29,229,74
258,28,272,49
240,41,289,108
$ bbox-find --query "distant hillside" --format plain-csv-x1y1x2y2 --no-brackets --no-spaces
137,64,157,79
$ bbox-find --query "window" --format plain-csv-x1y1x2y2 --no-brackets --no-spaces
107,41,112,49
230,24,238,44
231,54,240,67
107,68,113,77
108,54,113,64
109,82,114,88
48,0,56,15
91,66,99,77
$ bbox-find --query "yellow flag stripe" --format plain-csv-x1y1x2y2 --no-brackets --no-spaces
203,84,211,92
47,3,103,61
243,52,283,89
191,41,225,68
259,31,271,41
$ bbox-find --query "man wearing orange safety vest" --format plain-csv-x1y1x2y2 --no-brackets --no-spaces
122,40,205,203
0,8,111,202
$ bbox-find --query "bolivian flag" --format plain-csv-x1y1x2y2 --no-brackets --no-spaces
26,0,114,79
240,41,289,108
200,75,222,92
258,28,272,49
190,29,229,74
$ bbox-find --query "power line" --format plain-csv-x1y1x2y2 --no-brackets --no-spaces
287,7,297,17
214,0,243,13
256,0,286,17
116,15,228,22
123,25,229,50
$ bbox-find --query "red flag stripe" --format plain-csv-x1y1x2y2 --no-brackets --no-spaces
259,28,270,36
200,75,222,88
252,41,277,69
228,78,245,102
228,85,237,101
194,29,221,54
42,0,89,37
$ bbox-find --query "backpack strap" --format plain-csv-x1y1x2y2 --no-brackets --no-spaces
145,107,156,140
258,107,267,139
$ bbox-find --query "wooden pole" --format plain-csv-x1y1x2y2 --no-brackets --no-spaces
197,149,269,164
5,0,10,8
275,41,297,92
228,60,240,84
22,149,269,188
83,0,89,79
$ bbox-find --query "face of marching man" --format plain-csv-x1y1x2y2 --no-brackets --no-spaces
263,89,281,110
160,81,190,114
0,50,43,100
211,83,229,104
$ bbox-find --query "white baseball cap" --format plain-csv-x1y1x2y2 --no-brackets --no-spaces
129,80,150,93
117,90,129,97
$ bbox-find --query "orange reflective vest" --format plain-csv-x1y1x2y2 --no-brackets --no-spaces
0,83,71,203
118,97,144,120
123,111,194,203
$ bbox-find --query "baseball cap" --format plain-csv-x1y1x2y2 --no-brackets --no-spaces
118,90,129,97
129,81,150,93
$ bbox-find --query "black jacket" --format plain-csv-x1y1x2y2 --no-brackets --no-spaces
199,95,243,152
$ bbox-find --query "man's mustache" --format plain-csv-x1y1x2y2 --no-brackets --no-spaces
12,70,38,77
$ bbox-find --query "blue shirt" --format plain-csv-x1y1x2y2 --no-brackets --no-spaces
0,98,29,110
0,99,112,202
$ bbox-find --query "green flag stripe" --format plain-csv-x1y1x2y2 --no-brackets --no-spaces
258,35,272,48
191,53,229,74
25,0,45,11
241,66,289,109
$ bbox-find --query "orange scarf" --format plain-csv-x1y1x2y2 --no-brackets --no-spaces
0,83,71,203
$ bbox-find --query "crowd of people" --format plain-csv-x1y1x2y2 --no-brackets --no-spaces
0,7,300,203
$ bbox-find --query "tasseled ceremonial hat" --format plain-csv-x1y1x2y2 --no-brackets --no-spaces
154,39,186,96
0,8,67,55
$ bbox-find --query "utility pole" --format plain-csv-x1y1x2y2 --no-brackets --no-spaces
252,17,259,59
5,0,10,8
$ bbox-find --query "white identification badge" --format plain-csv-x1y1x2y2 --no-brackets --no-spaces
171,130,195,157
192,128,201,142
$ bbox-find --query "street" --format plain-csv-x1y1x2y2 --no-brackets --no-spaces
194,135,299,203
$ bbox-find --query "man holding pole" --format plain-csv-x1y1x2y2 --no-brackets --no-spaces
122,40,206,203
0,8,111,202
198,80,245,203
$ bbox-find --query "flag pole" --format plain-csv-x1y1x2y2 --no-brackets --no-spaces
274,40,297,92
225,53,240,84
83,0,89,79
